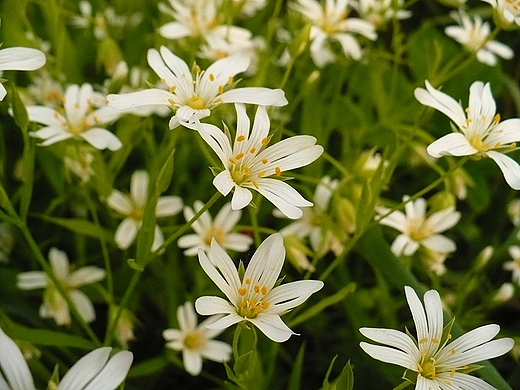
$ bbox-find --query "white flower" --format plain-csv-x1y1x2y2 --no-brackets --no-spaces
107,46,288,129
178,201,253,260
158,0,219,40
106,170,183,251
184,103,323,219
195,233,324,342
377,196,461,257
16,248,105,326
360,286,514,389
445,11,514,66
353,0,411,28
0,43,46,100
507,198,520,225
292,0,377,67
276,176,341,254
233,0,266,16
482,0,520,28
163,301,232,376
64,148,95,183
27,83,123,150
0,326,133,390
504,245,520,284
415,80,520,190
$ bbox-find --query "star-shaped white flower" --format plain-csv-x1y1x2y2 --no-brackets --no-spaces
107,46,288,129
504,245,520,284
27,83,123,150
195,233,324,342
353,0,411,29
415,80,520,189
16,247,106,326
163,301,232,376
0,326,133,390
107,170,183,251
292,0,377,67
482,0,520,28
445,11,513,66
377,196,461,257
0,37,46,100
360,286,514,389
178,200,253,259
185,103,323,219
276,176,341,255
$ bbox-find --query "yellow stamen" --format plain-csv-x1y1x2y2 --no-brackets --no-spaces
237,135,246,142
275,167,281,176
227,76,233,85
261,286,267,295
235,152,245,160
169,86,176,93
238,288,247,296
218,85,224,94
209,73,215,81
249,147,256,154
261,158,268,164
252,180,259,189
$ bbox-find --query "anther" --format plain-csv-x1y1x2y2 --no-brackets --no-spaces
169,86,176,93
275,167,282,176
261,158,268,164
209,73,215,81
238,288,247,296
218,85,224,94
235,152,245,160
252,180,259,189
237,135,246,142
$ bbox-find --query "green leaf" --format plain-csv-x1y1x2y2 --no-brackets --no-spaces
155,147,175,195
234,350,253,376
33,214,115,242
127,355,169,378
9,83,29,132
287,343,306,390
3,324,97,350
334,361,354,390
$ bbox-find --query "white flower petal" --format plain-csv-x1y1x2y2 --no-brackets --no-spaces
0,327,36,390
414,81,466,128
156,196,183,217
0,47,45,71
359,342,417,371
231,185,253,210
198,247,240,302
248,314,296,342
57,347,111,390
16,271,48,290
487,150,520,190
107,89,175,109
427,133,477,157
220,87,288,107
67,267,105,287
264,279,324,314
69,290,96,323
80,350,133,390
201,339,232,363
80,128,122,151
107,190,133,215
255,179,312,219
114,218,139,249
182,349,203,376
421,234,457,253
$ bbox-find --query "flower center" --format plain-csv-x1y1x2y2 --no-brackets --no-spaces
408,219,434,242
187,95,206,109
130,207,144,221
204,227,225,246
469,134,490,153
184,331,205,350
236,278,270,318
419,358,437,379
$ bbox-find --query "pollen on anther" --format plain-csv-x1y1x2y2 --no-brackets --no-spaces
432,337,440,344
237,135,246,142
275,167,282,176
261,301,269,309
238,288,247,296
229,157,237,164
236,152,245,160
195,65,201,73
239,301,247,308
218,85,224,94
243,167,251,175
494,113,501,123
169,86,176,93
254,285,260,293
227,76,233,85
419,337,428,344
261,158,268,164
245,278,251,285
252,180,259,189
261,286,267,295
168,98,176,105
257,171,266,178
261,137,269,146
250,147,256,154
209,73,215,81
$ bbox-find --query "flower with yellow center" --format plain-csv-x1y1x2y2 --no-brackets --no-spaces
186,103,323,219
291,0,377,67
482,0,520,28
195,233,324,342
163,301,231,376
360,286,514,389
178,201,253,262
106,170,183,251
107,46,288,129
377,196,460,257
415,80,520,189
445,11,513,66
16,248,105,326
27,83,123,150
